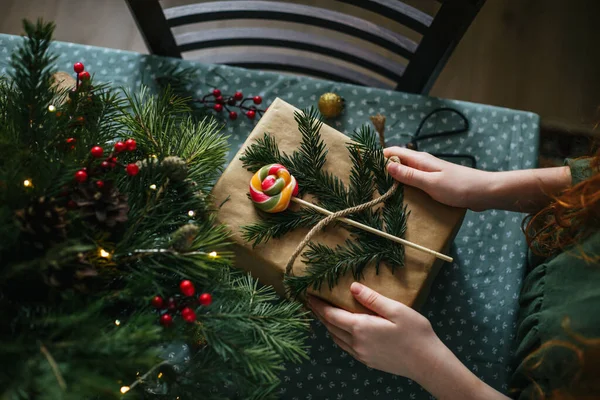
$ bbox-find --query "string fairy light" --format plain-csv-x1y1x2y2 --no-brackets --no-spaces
209,251,218,258
23,179,32,187
187,210,195,217
99,248,111,259
120,386,130,394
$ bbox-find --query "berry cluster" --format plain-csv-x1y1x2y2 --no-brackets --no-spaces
73,62,90,89
197,89,265,121
152,280,213,326
71,138,139,189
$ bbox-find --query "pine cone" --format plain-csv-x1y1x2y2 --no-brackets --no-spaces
162,156,188,181
15,196,67,250
71,181,128,229
171,224,199,252
46,252,98,291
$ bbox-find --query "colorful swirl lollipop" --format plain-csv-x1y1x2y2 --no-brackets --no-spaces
249,164,299,213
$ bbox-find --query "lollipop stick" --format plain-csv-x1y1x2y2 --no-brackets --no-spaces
290,197,453,263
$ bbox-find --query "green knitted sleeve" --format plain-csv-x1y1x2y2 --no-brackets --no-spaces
565,157,597,185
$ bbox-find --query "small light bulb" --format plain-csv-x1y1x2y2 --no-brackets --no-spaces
114,319,121,326
188,210,195,217
157,372,163,379
99,248,111,258
120,386,130,394
23,179,32,187
151,154,158,159
48,104,56,112
209,251,217,258
149,184,157,190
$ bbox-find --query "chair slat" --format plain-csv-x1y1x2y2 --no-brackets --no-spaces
125,0,181,57
397,0,484,93
192,52,392,89
164,1,418,59
176,28,406,82
334,0,433,34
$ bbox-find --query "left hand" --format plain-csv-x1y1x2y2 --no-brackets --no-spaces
308,282,441,381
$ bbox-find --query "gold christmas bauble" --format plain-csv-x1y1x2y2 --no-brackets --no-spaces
318,92,344,119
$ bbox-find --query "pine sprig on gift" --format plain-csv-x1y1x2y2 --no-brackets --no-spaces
239,108,408,298
242,208,323,247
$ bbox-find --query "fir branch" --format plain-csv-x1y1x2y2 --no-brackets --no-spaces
0,22,309,400
9,19,57,146
293,107,327,173
285,241,382,297
242,208,322,247
348,143,375,206
239,133,285,173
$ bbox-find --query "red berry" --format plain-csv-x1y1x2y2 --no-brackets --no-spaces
95,180,105,189
101,161,110,169
79,71,91,81
160,314,173,327
212,89,221,96
67,200,77,209
215,96,224,104
114,141,126,153
181,307,196,323
126,163,139,176
213,104,223,112
90,146,103,158
73,62,84,73
167,297,177,311
253,96,262,105
151,296,164,309
198,293,212,306
125,138,136,151
74,170,88,183
66,137,76,144
179,280,195,297
234,91,243,101
246,110,256,120
229,111,238,121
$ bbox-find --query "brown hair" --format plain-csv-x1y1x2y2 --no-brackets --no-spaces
519,318,600,400
520,148,600,399
524,148,600,262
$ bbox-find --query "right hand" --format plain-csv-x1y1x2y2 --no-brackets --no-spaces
384,147,491,211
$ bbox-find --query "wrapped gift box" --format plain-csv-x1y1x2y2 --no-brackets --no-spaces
211,98,466,313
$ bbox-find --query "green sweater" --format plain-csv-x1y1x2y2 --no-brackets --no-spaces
511,158,600,398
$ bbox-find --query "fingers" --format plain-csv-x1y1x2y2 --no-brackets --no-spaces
310,296,356,332
331,334,359,359
383,147,441,172
350,282,403,320
321,319,352,346
386,161,433,191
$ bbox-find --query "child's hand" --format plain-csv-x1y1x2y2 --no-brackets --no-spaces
384,147,491,211
309,282,442,381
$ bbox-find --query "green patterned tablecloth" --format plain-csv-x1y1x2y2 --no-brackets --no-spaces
0,34,540,399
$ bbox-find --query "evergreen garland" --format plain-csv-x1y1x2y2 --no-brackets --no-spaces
0,20,308,399
239,109,409,298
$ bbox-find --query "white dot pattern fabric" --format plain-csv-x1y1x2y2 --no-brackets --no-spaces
0,34,539,399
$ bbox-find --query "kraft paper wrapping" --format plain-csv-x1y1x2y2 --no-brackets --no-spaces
211,98,466,313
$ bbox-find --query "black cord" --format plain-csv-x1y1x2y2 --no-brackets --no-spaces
400,107,476,168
